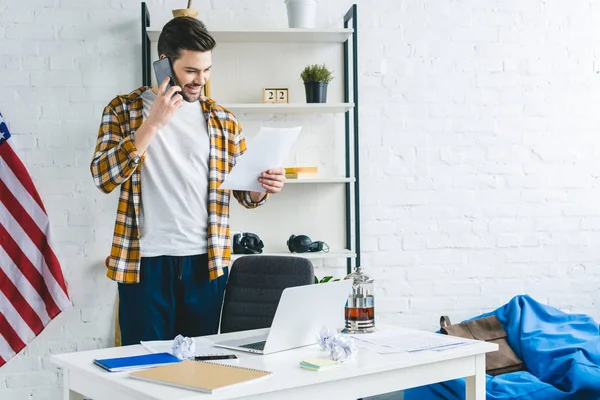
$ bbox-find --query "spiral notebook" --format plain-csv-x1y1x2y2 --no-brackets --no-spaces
129,359,272,394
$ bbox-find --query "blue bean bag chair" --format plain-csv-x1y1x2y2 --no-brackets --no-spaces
404,295,600,400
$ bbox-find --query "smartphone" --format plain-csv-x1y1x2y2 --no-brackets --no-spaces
194,354,238,361
152,58,178,95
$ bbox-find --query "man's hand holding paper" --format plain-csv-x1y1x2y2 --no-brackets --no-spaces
258,167,286,194
219,126,301,193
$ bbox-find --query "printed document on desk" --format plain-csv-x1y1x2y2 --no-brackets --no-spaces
351,330,470,354
219,126,302,192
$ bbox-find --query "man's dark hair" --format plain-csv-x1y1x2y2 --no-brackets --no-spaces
157,17,216,60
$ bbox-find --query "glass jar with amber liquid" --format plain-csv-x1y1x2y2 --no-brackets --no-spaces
343,266,375,333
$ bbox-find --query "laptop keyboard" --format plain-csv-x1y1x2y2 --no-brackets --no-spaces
239,341,266,350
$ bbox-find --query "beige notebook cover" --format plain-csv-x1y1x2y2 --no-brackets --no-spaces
129,359,272,393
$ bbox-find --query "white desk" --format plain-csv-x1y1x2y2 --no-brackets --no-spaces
51,327,497,400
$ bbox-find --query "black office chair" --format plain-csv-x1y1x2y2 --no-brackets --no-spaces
219,255,314,333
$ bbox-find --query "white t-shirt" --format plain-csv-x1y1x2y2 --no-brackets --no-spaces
138,89,210,256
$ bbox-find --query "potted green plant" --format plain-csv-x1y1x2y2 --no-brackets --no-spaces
300,63,333,103
314,275,339,284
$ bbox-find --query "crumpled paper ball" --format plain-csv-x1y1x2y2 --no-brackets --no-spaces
316,326,357,362
329,335,357,362
171,334,196,360
317,326,337,351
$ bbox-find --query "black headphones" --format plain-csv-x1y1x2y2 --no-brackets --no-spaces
232,232,264,254
287,234,329,253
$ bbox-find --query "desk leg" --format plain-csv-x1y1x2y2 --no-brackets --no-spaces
466,354,485,400
61,368,70,400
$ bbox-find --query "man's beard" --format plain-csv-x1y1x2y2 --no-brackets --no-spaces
181,84,203,102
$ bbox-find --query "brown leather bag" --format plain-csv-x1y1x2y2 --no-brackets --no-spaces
440,315,524,376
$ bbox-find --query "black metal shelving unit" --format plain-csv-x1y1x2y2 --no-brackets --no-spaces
140,3,361,275
141,3,151,87
343,4,360,275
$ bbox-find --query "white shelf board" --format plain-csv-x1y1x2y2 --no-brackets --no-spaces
231,249,355,260
285,177,355,184
146,28,353,43
224,103,353,114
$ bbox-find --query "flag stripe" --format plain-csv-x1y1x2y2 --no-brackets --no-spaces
0,141,45,212
0,245,52,325
0,164,69,297
0,219,61,319
0,156,50,238
0,330,16,365
0,291,35,346
0,266,44,336
0,196,70,314
0,312,25,355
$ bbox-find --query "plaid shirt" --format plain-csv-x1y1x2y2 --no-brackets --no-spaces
90,87,266,283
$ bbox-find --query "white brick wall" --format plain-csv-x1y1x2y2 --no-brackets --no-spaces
1,0,600,398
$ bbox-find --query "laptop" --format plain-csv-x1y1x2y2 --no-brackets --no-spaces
212,279,352,355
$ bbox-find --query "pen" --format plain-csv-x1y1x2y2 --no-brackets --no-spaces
194,354,238,361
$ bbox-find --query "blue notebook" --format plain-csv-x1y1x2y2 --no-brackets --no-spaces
93,352,181,372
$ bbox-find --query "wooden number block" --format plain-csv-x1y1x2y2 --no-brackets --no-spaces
264,87,289,103
263,88,277,103
276,89,289,103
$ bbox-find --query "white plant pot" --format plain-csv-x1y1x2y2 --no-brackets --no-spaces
285,0,318,29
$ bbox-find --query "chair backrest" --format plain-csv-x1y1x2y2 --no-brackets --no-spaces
220,256,314,333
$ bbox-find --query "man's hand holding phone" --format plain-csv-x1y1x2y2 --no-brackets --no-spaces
133,77,183,155
146,77,183,130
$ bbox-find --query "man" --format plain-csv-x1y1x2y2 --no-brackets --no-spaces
90,17,285,345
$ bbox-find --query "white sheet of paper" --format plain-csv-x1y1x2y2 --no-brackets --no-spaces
351,331,470,354
218,126,302,192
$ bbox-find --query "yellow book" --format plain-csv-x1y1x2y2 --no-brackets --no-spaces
286,172,318,179
284,166,318,174
129,359,271,394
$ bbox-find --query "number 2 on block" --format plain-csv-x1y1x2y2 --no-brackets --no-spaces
276,89,288,103
264,89,277,103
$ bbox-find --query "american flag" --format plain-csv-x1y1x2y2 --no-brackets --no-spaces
0,111,70,368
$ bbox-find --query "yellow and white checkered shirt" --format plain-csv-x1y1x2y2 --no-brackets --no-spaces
90,87,266,283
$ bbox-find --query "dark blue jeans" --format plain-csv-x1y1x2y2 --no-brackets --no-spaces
117,254,228,346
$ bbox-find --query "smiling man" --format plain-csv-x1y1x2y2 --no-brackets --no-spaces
90,17,285,345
